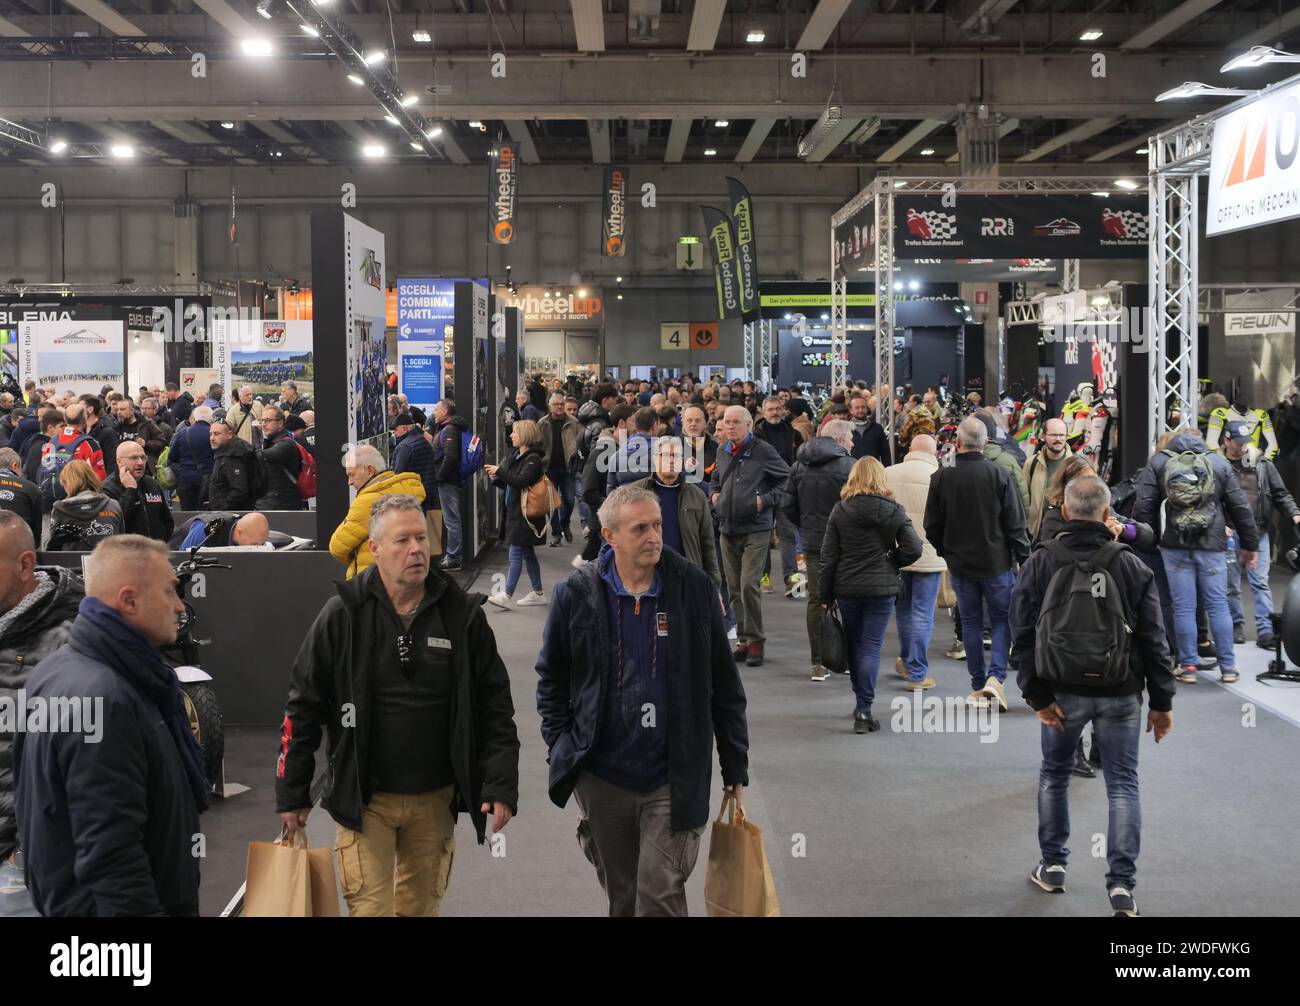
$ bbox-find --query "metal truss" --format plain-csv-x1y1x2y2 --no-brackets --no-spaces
1004,299,1044,327
0,283,217,297
1062,259,1079,294
1198,284,1300,314
873,179,896,459
742,320,756,382
758,319,773,389
830,275,848,391
1149,153,1202,442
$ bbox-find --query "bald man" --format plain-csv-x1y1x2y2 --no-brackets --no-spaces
15,535,208,916
102,440,174,542
0,511,84,913
173,510,270,550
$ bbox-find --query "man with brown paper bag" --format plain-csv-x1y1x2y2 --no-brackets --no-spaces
244,832,339,917
537,485,750,917
275,494,520,917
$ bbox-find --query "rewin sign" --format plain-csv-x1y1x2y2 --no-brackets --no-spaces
1207,78,1300,236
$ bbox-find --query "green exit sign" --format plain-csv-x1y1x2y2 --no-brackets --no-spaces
678,236,701,245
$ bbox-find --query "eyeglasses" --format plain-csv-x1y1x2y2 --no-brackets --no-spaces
397,633,414,677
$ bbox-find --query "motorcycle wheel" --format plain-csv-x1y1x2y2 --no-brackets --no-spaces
181,682,224,790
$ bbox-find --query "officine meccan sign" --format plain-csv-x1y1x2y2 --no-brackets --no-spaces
489,141,519,245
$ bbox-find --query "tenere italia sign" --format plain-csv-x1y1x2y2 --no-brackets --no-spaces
1207,77,1300,236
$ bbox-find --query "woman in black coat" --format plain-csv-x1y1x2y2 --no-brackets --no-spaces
485,419,548,608
1034,454,1156,551
819,456,924,734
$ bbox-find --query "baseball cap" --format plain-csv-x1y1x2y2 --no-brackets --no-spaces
393,410,417,427
1226,421,1252,443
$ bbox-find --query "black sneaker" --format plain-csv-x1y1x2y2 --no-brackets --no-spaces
550,534,562,547
1072,738,1096,779
440,559,462,571
1233,625,1245,644
1029,863,1066,894
1257,634,1276,649
982,633,992,650
1197,656,1218,672
1108,886,1138,917
1198,639,1216,658
853,711,880,734
562,527,573,543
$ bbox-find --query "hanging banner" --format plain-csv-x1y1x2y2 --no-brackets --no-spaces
833,206,875,279
19,320,125,398
727,177,759,315
344,215,388,446
489,141,519,245
1206,77,1300,236
396,278,456,415
602,165,629,257
213,319,314,405
701,205,742,320
893,193,1148,258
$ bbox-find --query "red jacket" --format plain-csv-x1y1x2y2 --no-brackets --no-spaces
41,426,107,481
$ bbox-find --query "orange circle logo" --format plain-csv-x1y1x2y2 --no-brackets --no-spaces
494,220,513,242
606,236,622,254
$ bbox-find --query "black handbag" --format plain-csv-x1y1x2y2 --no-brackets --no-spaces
820,601,849,675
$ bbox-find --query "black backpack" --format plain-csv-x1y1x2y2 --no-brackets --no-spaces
1033,539,1133,687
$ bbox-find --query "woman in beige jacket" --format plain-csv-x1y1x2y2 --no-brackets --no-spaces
883,434,948,688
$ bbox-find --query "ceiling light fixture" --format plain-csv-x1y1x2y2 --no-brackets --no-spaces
363,143,385,158
1114,178,1140,190
221,121,236,129
1092,191,1110,197
1079,30,1103,42
1155,81,1252,101
255,0,273,19
798,87,842,159
347,73,364,85
468,120,484,130
412,29,431,43
400,94,418,107
746,29,765,43
240,37,273,58
300,24,318,36
714,119,729,127
363,50,386,65
110,144,135,158
410,141,423,150
384,114,399,125
49,139,67,154
424,124,443,138
1135,146,1149,154
1221,45,1300,73
703,148,717,156
919,147,935,156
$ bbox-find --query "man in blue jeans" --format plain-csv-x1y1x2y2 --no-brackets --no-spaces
1220,423,1300,649
924,417,1029,710
1011,475,1175,917
886,434,946,688
431,399,470,570
1133,430,1258,684
537,394,581,547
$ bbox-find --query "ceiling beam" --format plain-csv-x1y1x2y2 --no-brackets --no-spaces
876,117,945,162
1121,0,1225,50
686,0,726,51
1085,135,1153,163
191,0,255,36
570,0,605,52
1232,7,1300,49
664,118,690,162
959,0,1021,33
735,117,775,163
946,115,1018,162
796,0,853,51
586,119,609,164
1015,116,1122,161
151,120,221,144
62,0,146,36
507,119,541,163
806,117,863,162
0,15,31,36
432,127,469,165
251,119,330,164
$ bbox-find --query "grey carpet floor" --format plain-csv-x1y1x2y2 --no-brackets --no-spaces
197,543,1300,918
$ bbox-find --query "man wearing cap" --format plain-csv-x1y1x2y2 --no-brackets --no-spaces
1220,421,1300,649
392,410,441,558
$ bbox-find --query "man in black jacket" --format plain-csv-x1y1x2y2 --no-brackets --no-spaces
0,513,83,915
80,395,119,479
21,408,61,490
111,396,167,467
781,419,856,679
710,405,791,667
1010,474,1174,918
848,393,890,464
16,535,204,916
0,449,42,546
256,406,304,510
277,495,519,917
755,396,806,595
101,441,174,542
924,416,1030,711
392,412,440,558
1132,430,1258,684
576,403,635,566
278,380,312,417
431,400,470,570
207,420,262,511
537,485,748,916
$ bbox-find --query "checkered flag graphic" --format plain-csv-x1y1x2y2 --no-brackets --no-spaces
1102,208,1148,241
917,211,958,239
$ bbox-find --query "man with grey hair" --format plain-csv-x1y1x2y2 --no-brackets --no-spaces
278,493,519,917
169,404,215,511
1011,474,1174,918
781,418,855,679
226,384,262,448
328,444,425,578
537,484,749,916
279,380,311,417
925,414,1029,710
710,404,791,667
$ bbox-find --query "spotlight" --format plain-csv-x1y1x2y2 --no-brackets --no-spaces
577,288,588,297
1135,146,1149,154
468,120,484,130
1114,178,1139,190
412,29,431,43
909,280,920,291
746,29,765,43
1091,191,1110,197
617,294,623,300
714,119,729,127
363,144,385,158
424,124,443,138
1079,30,1103,42
1155,81,1251,101
110,144,135,158
616,276,623,283
310,0,331,5
410,141,423,150
893,281,903,291
272,149,283,158
401,94,419,107
221,121,236,129
919,148,935,156
363,50,386,65
703,148,717,157
347,73,364,85
384,114,399,125
49,139,67,154
1221,45,1300,73
255,0,273,19
240,37,273,58
893,180,907,188
300,24,318,36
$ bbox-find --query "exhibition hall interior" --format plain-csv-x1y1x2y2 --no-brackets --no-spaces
2,0,1300,937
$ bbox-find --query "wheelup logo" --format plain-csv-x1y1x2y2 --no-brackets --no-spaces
50,938,151,986
1207,80,1300,235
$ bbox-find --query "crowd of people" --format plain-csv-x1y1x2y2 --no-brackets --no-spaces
0,363,1289,922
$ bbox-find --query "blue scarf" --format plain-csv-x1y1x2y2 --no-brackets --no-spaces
72,597,211,812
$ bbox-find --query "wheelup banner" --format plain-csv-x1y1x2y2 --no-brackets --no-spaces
727,177,759,315
489,141,519,245
602,165,630,257
701,205,742,320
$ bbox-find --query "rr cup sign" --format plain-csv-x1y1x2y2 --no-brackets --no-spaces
489,141,519,245
603,165,629,257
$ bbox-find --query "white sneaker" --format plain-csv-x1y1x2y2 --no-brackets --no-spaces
570,554,587,569
810,665,830,682
487,591,512,609
517,591,548,606
727,626,738,642
981,676,1009,712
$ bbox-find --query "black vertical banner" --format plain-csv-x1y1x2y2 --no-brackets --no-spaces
602,165,629,257
488,141,519,244
727,177,758,315
701,205,742,320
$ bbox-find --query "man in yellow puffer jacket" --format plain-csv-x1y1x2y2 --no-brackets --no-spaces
329,444,426,577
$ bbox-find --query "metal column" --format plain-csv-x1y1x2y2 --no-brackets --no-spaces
742,320,756,382
830,275,848,391
758,319,773,389
874,178,895,458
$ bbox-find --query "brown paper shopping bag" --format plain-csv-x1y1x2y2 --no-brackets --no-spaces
703,794,780,918
244,831,339,917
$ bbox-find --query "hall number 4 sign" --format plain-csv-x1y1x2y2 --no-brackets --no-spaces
691,322,718,350
660,323,687,350
660,321,719,350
